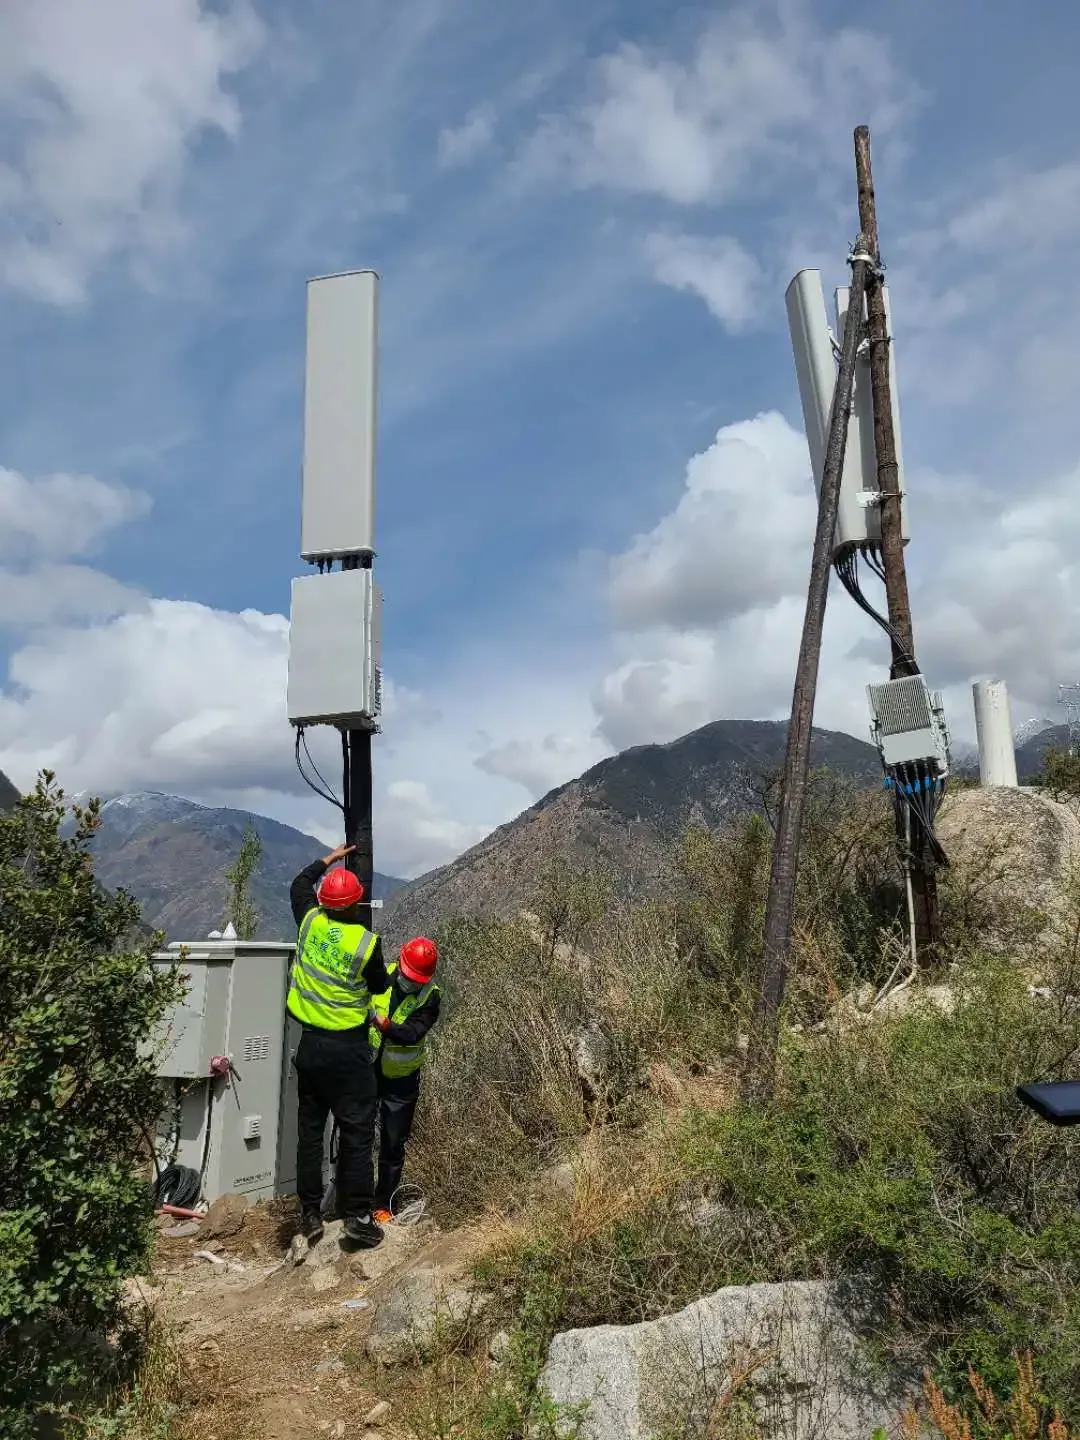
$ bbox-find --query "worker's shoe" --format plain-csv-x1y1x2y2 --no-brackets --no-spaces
343,1211,383,1248
300,1209,325,1245
372,1208,393,1226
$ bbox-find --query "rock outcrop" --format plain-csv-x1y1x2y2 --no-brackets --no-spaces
539,1278,918,1440
936,785,1080,951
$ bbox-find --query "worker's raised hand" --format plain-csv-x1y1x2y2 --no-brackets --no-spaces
322,843,357,866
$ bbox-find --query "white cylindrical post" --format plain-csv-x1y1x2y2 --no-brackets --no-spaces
972,680,1018,787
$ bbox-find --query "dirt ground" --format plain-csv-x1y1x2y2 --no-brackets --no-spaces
144,1198,485,1440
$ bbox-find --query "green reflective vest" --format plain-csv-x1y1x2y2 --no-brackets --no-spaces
287,907,379,1032
368,962,440,1078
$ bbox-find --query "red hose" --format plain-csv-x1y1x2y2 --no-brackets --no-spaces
157,1204,204,1219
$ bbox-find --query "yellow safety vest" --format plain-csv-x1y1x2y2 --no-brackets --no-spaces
368,962,440,1078
287,908,379,1032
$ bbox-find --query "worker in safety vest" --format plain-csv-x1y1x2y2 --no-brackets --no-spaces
367,936,442,1224
287,842,393,1249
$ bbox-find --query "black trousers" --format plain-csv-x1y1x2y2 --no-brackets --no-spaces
374,1071,420,1211
294,1026,376,1219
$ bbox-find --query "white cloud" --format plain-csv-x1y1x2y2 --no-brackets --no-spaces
0,466,151,559
0,560,516,877
5,407,1080,880
607,413,814,632
595,406,1080,756
0,600,289,794
0,564,146,629
436,106,496,168
523,6,917,207
379,779,488,879
644,231,761,330
0,0,261,303
474,731,610,799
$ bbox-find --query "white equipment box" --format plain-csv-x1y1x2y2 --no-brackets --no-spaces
151,939,329,1205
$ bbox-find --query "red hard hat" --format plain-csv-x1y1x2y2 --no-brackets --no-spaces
316,866,365,910
399,936,438,983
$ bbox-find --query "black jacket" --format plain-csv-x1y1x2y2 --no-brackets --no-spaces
377,978,442,1046
289,859,393,997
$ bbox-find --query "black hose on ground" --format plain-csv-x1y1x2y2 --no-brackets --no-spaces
152,1164,202,1210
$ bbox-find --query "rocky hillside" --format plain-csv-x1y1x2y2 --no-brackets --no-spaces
0,769,19,812
1015,722,1071,776
381,718,882,944
78,792,405,943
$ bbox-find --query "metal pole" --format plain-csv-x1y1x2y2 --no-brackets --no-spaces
744,239,872,1095
853,125,942,957
338,553,376,933
343,727,374,932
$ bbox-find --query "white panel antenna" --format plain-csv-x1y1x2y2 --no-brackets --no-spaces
835,282,909,548
785,269,909,558
300,270,378,563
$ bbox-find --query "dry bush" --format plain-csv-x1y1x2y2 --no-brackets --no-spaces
906,1352,1073,1440
674,769,906,1028
409,912,591,1224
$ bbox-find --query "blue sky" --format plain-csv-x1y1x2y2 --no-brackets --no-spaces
2,0,1080,877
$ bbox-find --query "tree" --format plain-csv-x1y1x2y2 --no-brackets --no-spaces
224,822,262,940
0,773,183,1436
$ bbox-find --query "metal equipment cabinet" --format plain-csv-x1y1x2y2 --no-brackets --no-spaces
152,940,301,1205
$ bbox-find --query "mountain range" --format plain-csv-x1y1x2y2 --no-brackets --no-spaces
0,715,1070,944
78,792,406,941
379,719,883,942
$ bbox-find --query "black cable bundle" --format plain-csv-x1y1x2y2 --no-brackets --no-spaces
151,1163,202,1209
885,759,950,868
834,545,918,673
295,724,345,811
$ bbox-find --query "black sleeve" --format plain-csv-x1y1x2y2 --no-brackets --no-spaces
386,989,442,1046
290,859,328,928
360,934,394,996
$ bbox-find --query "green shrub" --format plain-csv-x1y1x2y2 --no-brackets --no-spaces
1037,747,1080,800
481,954,1080,1420
412,775,911,1227
0,774,182,1437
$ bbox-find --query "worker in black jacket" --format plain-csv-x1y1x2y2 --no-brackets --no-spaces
287,843,392,1248
367,937,442,1223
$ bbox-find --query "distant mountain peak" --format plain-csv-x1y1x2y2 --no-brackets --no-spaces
1013,716,1055,747
81,789,405,942
101,790,205,813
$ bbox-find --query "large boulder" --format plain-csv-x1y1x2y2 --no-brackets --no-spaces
538,1279,918,1440
936,786,1080,950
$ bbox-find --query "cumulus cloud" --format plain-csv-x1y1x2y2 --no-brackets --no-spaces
607,413,814,632
0,0,261,303
0,466,151,559
474,731,611,799
378,779,488,879
0,600,289,794
0,564,147,629
595,406,1080,756
522,6,917,206
436,106,496,168
644,231,761,331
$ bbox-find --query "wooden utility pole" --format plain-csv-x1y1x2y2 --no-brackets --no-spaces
853,126,942,955
744,241,873,1096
